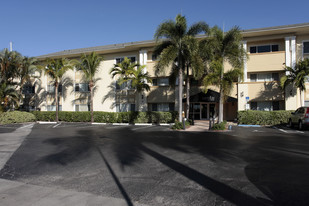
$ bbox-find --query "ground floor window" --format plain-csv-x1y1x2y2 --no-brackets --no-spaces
250,101,280,111
148,103,174,112
116,103,135,112
47,105,62,111
75,104,90,111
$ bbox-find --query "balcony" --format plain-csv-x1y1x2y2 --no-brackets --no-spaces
247,51,285,72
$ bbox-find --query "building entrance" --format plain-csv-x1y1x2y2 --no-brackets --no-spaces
190,103,217,120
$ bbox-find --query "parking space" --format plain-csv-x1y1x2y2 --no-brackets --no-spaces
1,122,309,205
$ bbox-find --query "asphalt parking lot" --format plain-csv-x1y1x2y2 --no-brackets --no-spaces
0,123,309,205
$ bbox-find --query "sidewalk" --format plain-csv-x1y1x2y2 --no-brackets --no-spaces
185,120,237,132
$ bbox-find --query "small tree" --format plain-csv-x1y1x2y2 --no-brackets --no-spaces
42,58,76,122
0,77,20,112
281,58,309,106
77,52,104,123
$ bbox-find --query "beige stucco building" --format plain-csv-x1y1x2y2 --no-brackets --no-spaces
31,22,309,121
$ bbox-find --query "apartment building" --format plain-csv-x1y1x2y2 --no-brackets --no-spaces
33,22,309,121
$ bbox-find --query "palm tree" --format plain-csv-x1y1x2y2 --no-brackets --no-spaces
0,78,20,112
42,58,76,122
201,26,246,123
77,52,104,123
281,58,309,107
153,14,208,122
0,49,23,83
110,57,152,111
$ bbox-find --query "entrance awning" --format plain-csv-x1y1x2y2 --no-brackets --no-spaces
183,90,237,103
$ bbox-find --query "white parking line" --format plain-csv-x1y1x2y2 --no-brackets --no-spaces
296,130,304,134
53,123,61,128
19,123,35,129
278,129,288,133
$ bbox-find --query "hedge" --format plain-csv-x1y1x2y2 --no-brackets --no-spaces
237,110,293,125
31,111,178,124
0,111,36,124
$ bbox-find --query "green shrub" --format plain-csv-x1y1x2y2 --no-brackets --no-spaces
31,111,178,124
237,110,293,125
171,120,190,130
211,121,227,130
0,111,36,124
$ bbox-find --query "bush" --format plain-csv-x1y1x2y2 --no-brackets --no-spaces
211,121,227,130
237,110,293,125
0,111,36,124
171,120,190,130
31,111,178,124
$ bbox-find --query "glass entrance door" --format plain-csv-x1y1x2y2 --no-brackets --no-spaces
209,103,215,118
201,104,208,119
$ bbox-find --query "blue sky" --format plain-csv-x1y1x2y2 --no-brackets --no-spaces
1,0,308,57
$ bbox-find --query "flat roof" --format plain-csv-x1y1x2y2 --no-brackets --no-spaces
37,22,309,59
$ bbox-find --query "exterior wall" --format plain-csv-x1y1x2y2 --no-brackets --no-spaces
35,23,309,117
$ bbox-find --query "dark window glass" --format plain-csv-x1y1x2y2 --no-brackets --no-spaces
251,102,257,110
272,101,279,110
257,45,271,53
169,103,175,111
58,84,62,93
75,84,79,92
129,57,136,62
304,42,309,54
272,45,279,52
152,103,157,111
250,46,257,53
152,54,157,61
299,107,305,114
191,79,199,86
130,104,135,112
250,74,257,82
272,73,279,81
152,79,157,86
116,58,124,64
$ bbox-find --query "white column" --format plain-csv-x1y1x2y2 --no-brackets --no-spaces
242,41,247,82
285,37,291,68
139,51,144,65
291,36,296,69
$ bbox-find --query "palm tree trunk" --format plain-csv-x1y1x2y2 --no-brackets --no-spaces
178,68,183,122
186,66,190,120
90,81,94,123
219,87,224,123
55,81,59,123
299,89,303,107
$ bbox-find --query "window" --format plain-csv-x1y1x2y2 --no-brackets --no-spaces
22,85,35,94
150,103,174,112
304,41,309,54
249,44,279,53
250,74,257,82
250,101,279,111
116,103,127,112
47,105,62,111
116,56,136,64
116,80,133,90
130,104,135,112
152,78,169,86
250,73,279,82
152,54,157,61
75,83,90,92
152,79,157,86
47,84,62,93
75,104,90,111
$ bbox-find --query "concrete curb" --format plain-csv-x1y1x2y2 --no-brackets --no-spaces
238,124,261,127
37,121,57,124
